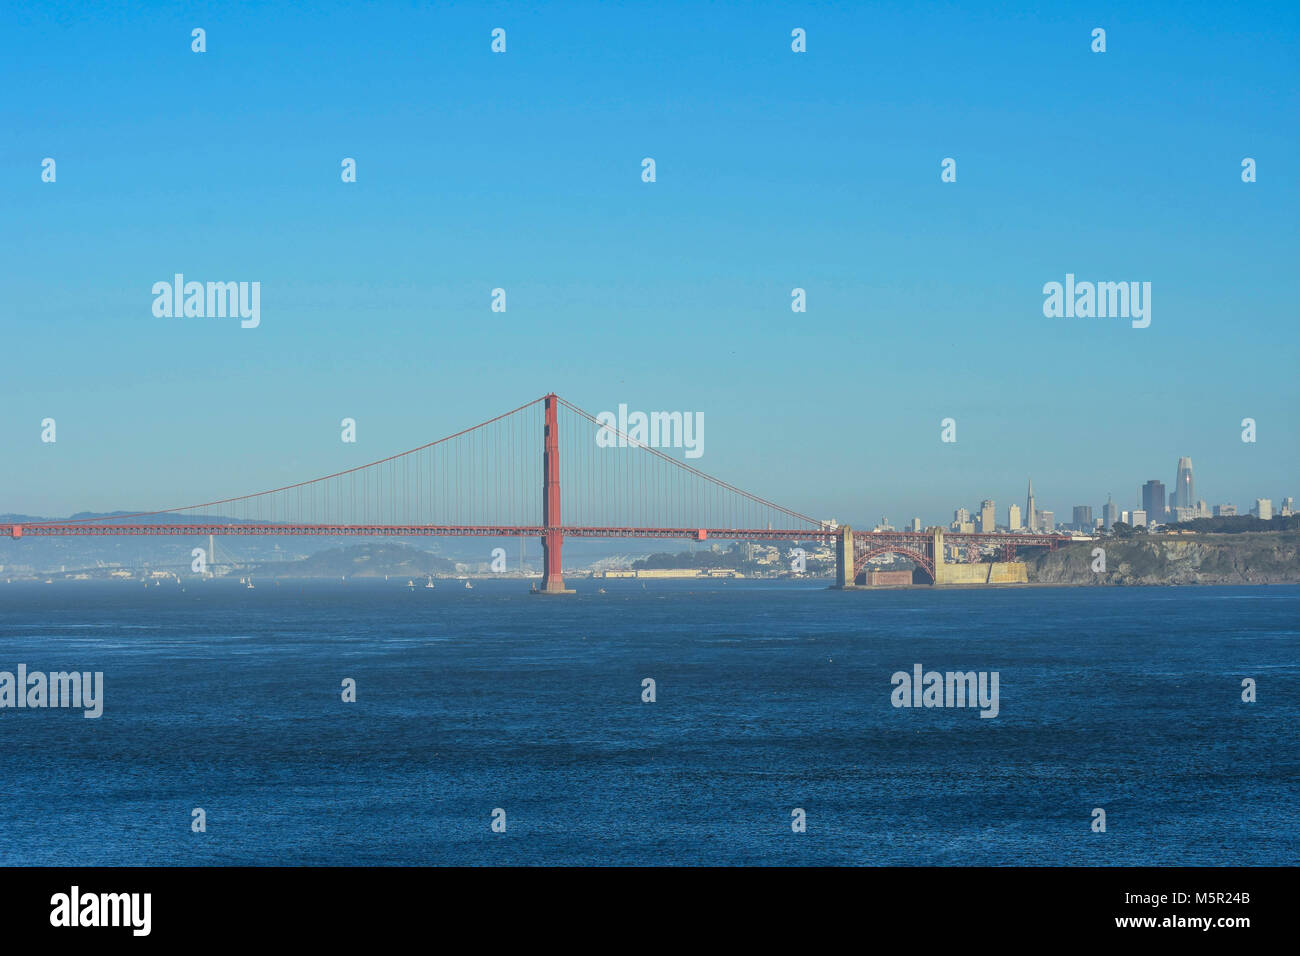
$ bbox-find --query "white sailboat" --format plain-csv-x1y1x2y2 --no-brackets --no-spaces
246,578,255,590
424,576,435,589
464,579,473,590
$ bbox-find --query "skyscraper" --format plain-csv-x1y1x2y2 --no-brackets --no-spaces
1102,495,1118,531
1072,505,1092,531
1008,504,1022,530
951,507,973,533
1026,479,1036,532
979,499,996,533
1172,457,1194,510
1142,480,1166,526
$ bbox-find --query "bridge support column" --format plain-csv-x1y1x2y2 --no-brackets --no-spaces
536,394,575,595
834,525,856,589
931,527,946,585
539,530,571,593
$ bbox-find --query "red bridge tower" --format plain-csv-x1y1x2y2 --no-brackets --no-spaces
536,394,574,594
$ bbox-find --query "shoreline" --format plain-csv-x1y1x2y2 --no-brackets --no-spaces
4,576,1299,589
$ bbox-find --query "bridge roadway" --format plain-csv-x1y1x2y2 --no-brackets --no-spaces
7,522,1077,548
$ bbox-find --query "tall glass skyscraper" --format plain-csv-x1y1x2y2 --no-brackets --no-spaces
1142,480,1166,525
1173,457,1194,510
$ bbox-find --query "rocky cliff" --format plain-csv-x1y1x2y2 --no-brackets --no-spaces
1024,533,1300,586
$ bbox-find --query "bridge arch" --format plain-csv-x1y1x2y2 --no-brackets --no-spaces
854,545,935,584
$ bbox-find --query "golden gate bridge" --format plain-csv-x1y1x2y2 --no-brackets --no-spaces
5,394,1072,590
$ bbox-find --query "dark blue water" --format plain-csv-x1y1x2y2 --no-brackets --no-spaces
0,580,1295,865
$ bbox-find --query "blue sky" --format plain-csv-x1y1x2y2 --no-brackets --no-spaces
2,0,1297,527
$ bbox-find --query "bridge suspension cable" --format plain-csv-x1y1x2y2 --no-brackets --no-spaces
14,393,823,538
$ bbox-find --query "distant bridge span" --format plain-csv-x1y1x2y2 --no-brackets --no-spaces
5,394,1073,588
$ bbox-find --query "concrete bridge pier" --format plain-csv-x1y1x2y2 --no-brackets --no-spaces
834,525,856,589
930,526,946,585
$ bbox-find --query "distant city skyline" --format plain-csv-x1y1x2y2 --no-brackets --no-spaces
863,455,1290,534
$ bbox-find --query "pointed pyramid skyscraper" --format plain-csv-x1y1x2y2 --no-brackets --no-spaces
1026,478,1036,532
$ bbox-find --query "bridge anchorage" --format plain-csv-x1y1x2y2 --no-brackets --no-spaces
5,393,1072,590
